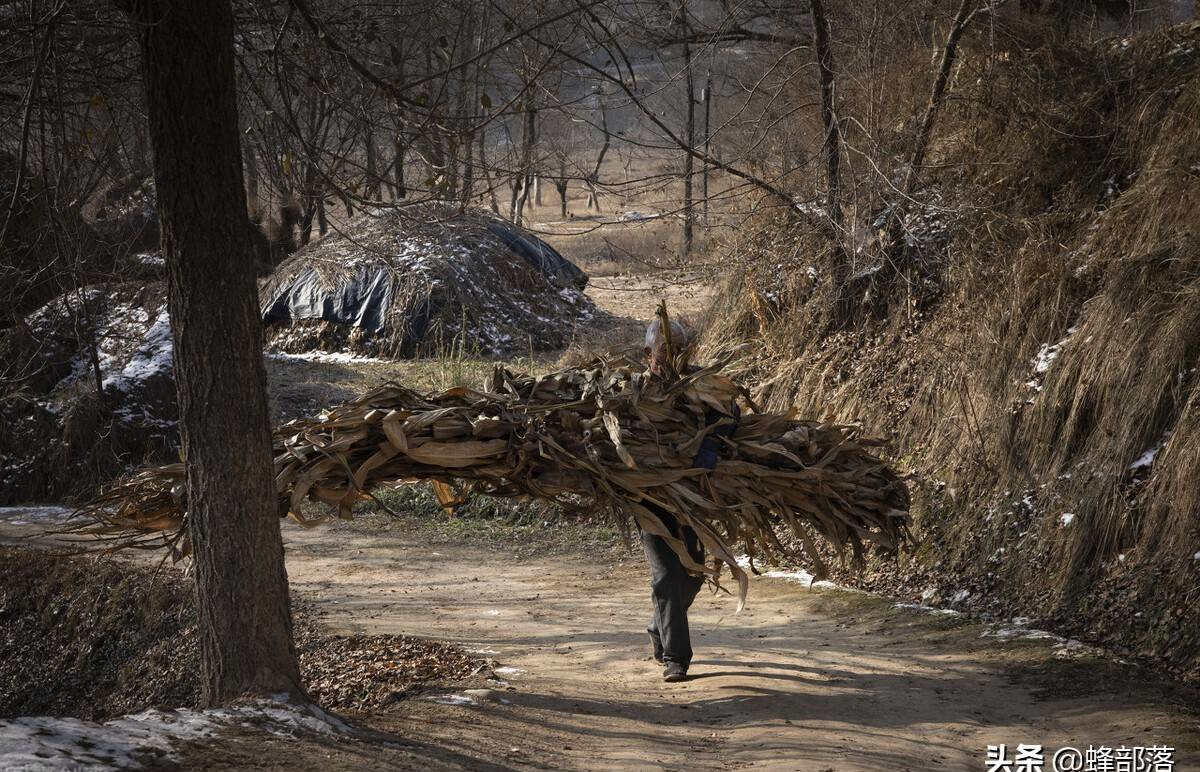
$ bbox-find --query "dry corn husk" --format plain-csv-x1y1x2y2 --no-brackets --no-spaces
73,346,910,608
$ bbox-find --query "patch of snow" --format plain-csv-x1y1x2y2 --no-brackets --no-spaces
1193,551,1200,561
493,666,524,677
1129,431,1171,471
424,694,475,706
733,556,850,591
1059,513,1075,527
950,589,970,604
0,506,73,526
893,603,961,616
983,626,1058,641
1026,325,1080,393
134,252,164,267
0,700,347,770
103,311,173,394
267,351,390,365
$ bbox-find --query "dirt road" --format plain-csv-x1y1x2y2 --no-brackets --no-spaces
180,517,1191,771
2,511,1197,770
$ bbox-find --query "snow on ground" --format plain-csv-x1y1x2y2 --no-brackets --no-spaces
0,506,73,526
102,310,172,394
979,618,1106,658
736,556,1116,662
733,556,860,592
1129,430,1172,471
0,699,349,771
1025,324,1080,392
894,603,962,616
423,694,476,706
267,351,390,365
493,666,524,677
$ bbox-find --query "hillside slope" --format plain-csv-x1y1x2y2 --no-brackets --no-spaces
706,19,1200,679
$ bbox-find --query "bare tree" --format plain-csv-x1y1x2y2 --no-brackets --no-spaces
882,0,978,276
810,0,847,294
678,2,696,260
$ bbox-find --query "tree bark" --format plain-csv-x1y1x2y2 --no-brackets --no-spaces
554,167,569,218
810,0,844,248
515,105,536,226
810,0,856,325
363,122,380,200
882,0,975,275
393,135,407,199
901,0,974,201
120,0,303,706
586,102,609,211
702,71,712,226
679,3,695,260
477,128,501,214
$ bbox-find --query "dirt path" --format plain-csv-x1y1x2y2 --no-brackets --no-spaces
177,519,1191,771
0,510,1195,769
585,272,715,327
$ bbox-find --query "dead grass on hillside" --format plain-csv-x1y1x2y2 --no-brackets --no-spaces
700,19,1200,678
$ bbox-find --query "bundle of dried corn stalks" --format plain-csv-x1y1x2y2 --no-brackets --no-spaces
74,345,909,606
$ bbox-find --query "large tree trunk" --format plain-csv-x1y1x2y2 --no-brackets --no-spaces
121,0,303,706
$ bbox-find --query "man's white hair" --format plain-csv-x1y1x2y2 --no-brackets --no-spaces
644,317,694,352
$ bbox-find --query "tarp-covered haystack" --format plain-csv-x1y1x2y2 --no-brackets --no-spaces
75,340,910,605
261,204,594,358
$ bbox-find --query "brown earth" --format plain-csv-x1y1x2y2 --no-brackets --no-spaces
182,515,1200,770
5,507,1191,771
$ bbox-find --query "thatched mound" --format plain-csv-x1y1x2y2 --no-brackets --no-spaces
75,342,910,606
260,205,595,357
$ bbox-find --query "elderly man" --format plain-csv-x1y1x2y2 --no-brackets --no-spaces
641,317,734,682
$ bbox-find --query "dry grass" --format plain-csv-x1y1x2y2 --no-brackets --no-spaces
700,19,1200,677
537,216,710,278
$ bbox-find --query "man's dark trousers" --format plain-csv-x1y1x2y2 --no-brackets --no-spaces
642,506,705,667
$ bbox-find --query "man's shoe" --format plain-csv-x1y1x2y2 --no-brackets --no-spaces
662,662,688,682
648,631,664,663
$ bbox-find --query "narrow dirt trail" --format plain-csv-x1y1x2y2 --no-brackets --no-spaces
261,522,1195,771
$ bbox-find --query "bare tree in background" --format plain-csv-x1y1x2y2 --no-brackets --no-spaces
809,0,847,304
678,1,696,260
116,0,303,705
